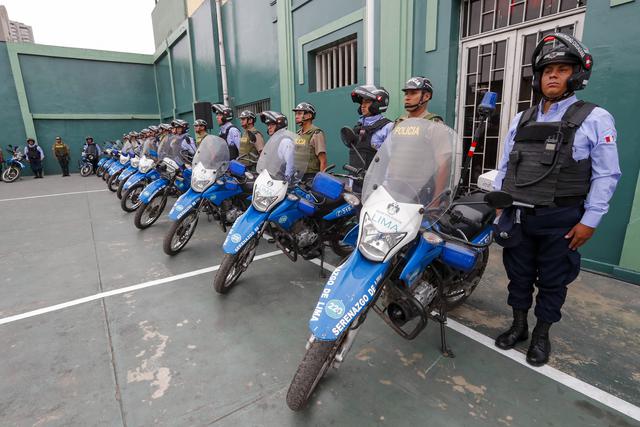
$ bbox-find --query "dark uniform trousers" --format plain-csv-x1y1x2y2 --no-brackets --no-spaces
503,205,583,323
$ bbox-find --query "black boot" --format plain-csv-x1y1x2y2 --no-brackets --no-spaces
495,309,529,350
526,320,551,366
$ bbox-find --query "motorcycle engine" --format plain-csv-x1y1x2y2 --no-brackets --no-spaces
292,220,318,248
387,280,437,328
221,200,243,224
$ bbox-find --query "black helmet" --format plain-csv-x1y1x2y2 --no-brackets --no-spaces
260,111,288,130
159,123,172,131
239,110,256,122
401,76,434,94
532,32,593,95
212,104,234,122
171,119,189,130
292,102,316,118
193,119,208,128
85,136,94,142
351,85,390,115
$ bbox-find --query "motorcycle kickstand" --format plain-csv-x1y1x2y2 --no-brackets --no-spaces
436,280,455,358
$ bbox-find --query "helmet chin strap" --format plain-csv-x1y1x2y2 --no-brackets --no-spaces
404,93,430,111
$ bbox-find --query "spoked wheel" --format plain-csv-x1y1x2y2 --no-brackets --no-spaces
95,165,105,177
107,171,121,191
286,337,345,411
443,249,489,310
2,166,20,183
134,192,167,230
116,177,127,199
80,164,93,177
213,236,259,294
328,217,358,258
121,183,144,212
102,170,109,181
163,210,199,255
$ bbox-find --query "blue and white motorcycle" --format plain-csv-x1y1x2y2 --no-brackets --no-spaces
212,129,359,294
133,136,192,229
120,139,161,212
94,141,119,178
2,145,26,183
116,141,142,199
286,119,510,410
106,140,136,192
162,135,236,255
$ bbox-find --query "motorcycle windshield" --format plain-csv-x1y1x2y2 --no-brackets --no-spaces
192,135,230,173
157,136,175,160
361,118,456,218
142,139,158,158
121,141,133,155
256,129,309,182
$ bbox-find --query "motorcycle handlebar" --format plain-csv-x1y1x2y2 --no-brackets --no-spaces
343,164,360,174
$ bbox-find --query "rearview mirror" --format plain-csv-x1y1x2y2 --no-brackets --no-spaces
340,126,358,148
484,191,513,209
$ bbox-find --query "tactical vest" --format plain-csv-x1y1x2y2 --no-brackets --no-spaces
195,132,208,147
297,125,323,174
395,111,443,126
350,118,393,169
86,144,98,157
27,145,40,161
502,100,596,206
54,143,68,158
220,124,240,159
239,129,262,163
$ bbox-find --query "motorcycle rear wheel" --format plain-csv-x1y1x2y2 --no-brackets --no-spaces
212,236,259,294
286,339,343,411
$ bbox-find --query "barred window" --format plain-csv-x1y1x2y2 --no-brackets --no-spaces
461,0,587,38
313,37,357,92
234,98,271,118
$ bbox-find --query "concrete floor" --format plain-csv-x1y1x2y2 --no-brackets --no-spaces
0,174,638,427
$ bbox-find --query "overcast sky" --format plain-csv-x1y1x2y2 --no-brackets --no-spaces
2,0,156,54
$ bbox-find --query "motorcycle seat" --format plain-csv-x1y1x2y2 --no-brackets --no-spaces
442,192,495,240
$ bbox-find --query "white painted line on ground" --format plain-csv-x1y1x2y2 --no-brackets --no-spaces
0,250,283,327
309,257,640,422
0,188,108,202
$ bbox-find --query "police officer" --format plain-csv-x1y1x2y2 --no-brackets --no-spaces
193,119,209,147
493,33,621,366
396,76,443,124
260,111,298,181
212,104,241,159
171,119,197,161
24,138,45,178
292,102,327,174
52,136,71,176
238,110,265,165
349,85,394,170
83,136,101,172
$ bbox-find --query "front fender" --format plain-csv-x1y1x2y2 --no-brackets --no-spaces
309,251,390,341
168,188,202,220
123,171,146,191
139,178,169,204
223,205,269,254
118,166,137,183
108,162,124,175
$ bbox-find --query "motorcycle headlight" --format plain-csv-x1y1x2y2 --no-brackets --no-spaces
343,193,360,207
131,158,140,168
252,194,279,212
192,178,214,192
358,213,407,262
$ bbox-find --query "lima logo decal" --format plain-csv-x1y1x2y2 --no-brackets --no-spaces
278,216,288,224
230,233,242,244
325,299,345,319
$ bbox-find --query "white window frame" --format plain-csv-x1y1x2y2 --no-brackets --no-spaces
314,38,357,92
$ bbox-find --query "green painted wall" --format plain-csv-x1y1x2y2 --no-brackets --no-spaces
152,0,188,49
580,0,640,279
190,0,221,102
0,43,26,149
155,53,174,119
19,55,157,115
170,35,194,116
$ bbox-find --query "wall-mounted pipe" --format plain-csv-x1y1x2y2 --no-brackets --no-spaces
365,0,375,85
215,0,230,106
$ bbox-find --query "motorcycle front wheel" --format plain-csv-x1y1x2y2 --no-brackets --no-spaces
107,171,121,191
286,338,345,411
212,236,259,294
163,210,199,255
2,166,20,183
134,192,167,230
116,177,127,199
121,183,144,213
95,165,104,177
80,164,93,177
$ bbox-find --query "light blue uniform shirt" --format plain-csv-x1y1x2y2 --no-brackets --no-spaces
359,114,394,150
219,122,241,151
82,143,102,156
494,95,621,228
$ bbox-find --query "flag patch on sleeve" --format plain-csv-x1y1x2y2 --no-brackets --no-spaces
604,135,614,143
